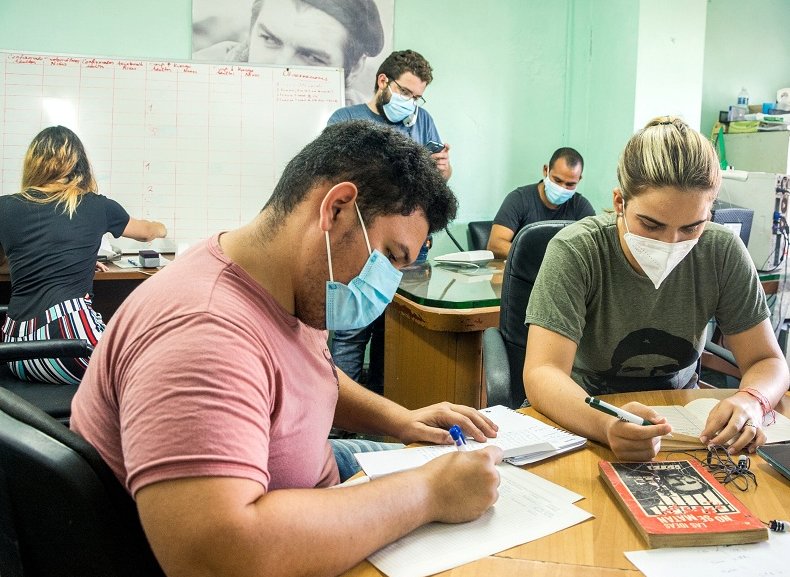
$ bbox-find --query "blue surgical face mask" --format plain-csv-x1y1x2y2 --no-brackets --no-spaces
543,175,576,206
325,204,403,330
383,90,417,123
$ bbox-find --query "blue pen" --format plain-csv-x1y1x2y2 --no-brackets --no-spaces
449,425,469,451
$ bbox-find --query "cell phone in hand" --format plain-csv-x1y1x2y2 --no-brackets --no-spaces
425,140,444,153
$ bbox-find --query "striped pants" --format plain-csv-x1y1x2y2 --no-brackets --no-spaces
1,296,104,386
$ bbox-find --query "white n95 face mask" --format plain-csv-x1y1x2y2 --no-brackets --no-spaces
621,209,698,289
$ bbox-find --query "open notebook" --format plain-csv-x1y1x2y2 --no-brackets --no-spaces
354,405,586,478
652,397,790,450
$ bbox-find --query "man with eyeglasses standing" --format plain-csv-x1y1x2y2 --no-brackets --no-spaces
327,49,451,397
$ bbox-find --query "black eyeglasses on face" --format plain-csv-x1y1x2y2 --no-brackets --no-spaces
387,78,426,106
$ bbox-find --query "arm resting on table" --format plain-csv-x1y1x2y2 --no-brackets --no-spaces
487,224,515,260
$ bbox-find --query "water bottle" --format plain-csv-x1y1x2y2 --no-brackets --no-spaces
737,87,750,107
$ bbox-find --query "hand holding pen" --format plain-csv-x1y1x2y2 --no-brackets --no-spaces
417,426,502,524
449,425,470,451
585,397,655,425
585,397,672,461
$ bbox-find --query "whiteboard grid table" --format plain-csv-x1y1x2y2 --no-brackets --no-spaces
0,51,344,253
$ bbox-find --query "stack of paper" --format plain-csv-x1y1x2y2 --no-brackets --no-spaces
368,464,593,577
354,405,586,478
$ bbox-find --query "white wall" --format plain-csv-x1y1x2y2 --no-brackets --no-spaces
633,0,707,131
702,0,790,138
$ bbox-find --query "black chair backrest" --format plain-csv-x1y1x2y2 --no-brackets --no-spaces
499,220,573,407
0,388,164,577
467,220,493,251
0,368,78,424
0,306,92,425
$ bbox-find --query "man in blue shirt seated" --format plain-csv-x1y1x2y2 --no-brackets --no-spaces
327,49,451,395
488,147,595,259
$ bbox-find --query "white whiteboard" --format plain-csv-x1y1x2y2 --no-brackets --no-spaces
0,51,344,253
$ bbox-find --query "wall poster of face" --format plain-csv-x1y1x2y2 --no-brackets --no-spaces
192,0,394,106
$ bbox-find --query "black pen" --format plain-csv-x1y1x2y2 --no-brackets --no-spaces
585,397,654,426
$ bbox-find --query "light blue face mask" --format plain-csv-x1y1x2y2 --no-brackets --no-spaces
325,204,404,331
383,90,417,123
543,175,576,206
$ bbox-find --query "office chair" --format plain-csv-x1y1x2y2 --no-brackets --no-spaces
0,305,91,425
467,220,494,251
699,322,741,388
482,221,573,408
0,387,165,577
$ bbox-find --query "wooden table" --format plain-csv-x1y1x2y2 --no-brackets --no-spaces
384,261,503,410
0,257,169,322
341,389,790,577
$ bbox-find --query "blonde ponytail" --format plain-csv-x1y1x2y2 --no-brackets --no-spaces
617,116,721,202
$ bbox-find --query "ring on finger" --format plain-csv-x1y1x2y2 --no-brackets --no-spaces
744,420,757,429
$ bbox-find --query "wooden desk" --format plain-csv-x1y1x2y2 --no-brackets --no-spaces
341,389,790,577
384,262,503,410
0,257,168,322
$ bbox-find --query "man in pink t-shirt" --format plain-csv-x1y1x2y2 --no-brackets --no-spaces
71,121,503,577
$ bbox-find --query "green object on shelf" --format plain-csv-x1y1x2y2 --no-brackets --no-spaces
717,126,728,170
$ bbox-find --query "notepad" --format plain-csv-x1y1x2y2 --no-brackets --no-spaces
353,405,586,478
652,397,790,450
481,405,588,465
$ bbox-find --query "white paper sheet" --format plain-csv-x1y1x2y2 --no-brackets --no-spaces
113,255,172,269
625,531,790,577
354,405,585,478
367,464,593,577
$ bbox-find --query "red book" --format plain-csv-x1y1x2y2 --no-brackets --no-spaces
598,459,768,548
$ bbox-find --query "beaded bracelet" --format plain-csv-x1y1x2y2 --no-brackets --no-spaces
737,387,776,425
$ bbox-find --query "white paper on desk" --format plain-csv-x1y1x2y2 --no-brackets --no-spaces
113,256,172,269
354,405,586,478
625,531,790,577
112,259,140,269
367,464,592,577
510,466,585,503
354,433,555,478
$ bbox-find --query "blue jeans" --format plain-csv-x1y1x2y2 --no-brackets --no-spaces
330,314,385,395
330,438,403,482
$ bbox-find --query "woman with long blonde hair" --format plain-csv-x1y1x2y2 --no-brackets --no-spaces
522,116,789,461
0,125,167,385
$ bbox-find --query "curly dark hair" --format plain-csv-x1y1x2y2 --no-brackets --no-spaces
264,120,457,234
373,50,433,91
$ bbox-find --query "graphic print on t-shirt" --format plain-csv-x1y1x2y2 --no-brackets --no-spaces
583,328,698,395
